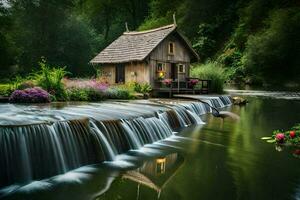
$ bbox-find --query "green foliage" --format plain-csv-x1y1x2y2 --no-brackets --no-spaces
191,62,227,93
0,84,13,96
1,0,300,86
192,24,217,60
31,59,68,101
106,86,134,99
243,8,300,84
67,88,89,101
134,82,152,94
264,123,300,145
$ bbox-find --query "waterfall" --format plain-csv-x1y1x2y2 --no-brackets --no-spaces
0,96,232,188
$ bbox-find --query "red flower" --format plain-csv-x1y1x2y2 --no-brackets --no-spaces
293,149,300,155
290,131,296,139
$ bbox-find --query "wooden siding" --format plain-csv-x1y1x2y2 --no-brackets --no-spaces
125,62,150,83
148,33,192,84
98,65,115,85
98,62,150,84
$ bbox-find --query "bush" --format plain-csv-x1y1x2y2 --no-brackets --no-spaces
106,86,133,99
190,62,227,93
31,59,68,101
134,82,152,94
17,80,36,90
243,8,300,83
67,87,106,101
0,84,13,96
9,87,51,103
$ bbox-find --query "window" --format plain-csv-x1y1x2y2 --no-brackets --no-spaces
168,42,175,54
156,63,165,72
178,64,185,73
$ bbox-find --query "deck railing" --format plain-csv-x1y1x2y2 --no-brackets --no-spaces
154,78,211,95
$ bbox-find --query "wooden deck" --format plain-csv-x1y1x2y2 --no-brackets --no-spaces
153,78,211,97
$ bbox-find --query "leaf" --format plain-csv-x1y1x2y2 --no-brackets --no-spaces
267,139,276,143
261,137,272,140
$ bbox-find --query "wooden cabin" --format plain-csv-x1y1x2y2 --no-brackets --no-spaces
90,24,206,95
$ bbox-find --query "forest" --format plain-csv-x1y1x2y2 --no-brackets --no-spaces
0,0,299,86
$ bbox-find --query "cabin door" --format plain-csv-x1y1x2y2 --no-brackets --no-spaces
115,64,125,83
170,63,177,80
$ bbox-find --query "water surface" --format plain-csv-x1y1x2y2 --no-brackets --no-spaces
2,97,300,200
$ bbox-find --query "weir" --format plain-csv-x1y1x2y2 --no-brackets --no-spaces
0,96,232,188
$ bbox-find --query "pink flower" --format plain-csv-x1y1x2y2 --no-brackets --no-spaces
162,79,172,86
275,133,285,143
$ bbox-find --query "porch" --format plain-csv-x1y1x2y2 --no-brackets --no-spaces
153,78,211,97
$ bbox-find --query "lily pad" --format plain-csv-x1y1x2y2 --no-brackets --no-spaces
267,139,276,143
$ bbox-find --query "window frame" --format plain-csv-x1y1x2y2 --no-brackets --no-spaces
156,62,166,72
168,42,175,55
177,64,186,73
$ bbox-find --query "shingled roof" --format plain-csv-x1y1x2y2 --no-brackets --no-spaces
90,24,199,64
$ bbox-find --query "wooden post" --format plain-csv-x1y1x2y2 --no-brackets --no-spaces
125,22,129,32
173,13,177,26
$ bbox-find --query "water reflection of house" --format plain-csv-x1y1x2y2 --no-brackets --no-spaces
122,153,184,199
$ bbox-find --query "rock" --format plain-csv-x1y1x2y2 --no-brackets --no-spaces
232,96,247,105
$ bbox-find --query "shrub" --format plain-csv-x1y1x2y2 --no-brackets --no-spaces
67,88,89,101
190,61,227,93
0,84,13,96
106,86,133,99
134,82,152,94
17,80,36,90
9,87,50,103
67,87,106,102
31,59,68,101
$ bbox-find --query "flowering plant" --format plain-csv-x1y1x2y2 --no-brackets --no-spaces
262,123,300,145
63,78,109,91
9,87,51,103
188,79,199,88
162,79,172,86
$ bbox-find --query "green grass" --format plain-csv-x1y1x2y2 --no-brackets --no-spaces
190,61,227,93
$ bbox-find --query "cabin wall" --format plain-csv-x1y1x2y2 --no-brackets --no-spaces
150,34,191,63
125,62,150,83
98,64,116,85
149,33,192,85
97,62,150,84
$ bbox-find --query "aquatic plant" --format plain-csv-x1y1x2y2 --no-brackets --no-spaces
275,133,285,143
262,123,300,145
9,87,51,103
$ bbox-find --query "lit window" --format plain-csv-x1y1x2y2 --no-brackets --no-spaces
178,64,185,73
168,42,175,54
157,63,165,72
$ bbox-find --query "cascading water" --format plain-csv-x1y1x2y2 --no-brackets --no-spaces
0,95,232,188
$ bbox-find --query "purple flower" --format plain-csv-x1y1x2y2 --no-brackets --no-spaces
9,87,50,103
